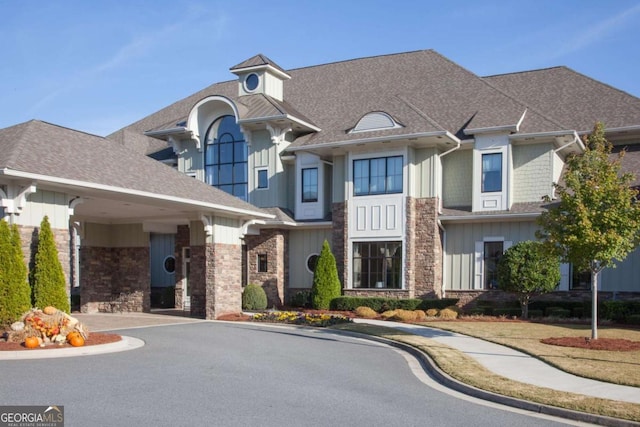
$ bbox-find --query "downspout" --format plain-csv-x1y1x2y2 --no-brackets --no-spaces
551,132,581,199
438,220,447,298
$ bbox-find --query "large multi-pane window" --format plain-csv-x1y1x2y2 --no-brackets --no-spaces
353,241,402,288
571,266,591,290
483,241,503,289
482,153,502,193
302,168,318,202
205,115,248,201
353,156,403,196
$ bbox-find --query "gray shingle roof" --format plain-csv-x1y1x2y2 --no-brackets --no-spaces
485,67,640,132
1,120,270,218
114,50,640,152
230,54,288,75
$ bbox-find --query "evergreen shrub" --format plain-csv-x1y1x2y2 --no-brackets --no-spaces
310,240,341,310
290,290,312,308
30,216,70,313
242,283,268,310
0,221,31,325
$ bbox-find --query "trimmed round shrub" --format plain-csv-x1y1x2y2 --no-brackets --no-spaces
242,284,267,310
354,306,378,318
426,308,439,317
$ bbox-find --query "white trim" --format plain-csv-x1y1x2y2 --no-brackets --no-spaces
238,115,321,133
243,73,260,93
230,64,291,81
285,131,461,152
256,168,269,190
0,169,273,220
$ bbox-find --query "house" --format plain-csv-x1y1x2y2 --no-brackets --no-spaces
2,49,639,318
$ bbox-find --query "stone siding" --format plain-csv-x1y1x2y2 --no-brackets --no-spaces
80,246,150,313
331,202,348,287
189,245,206,318
244,230,288,307
206,243,242,319
406,197,442,298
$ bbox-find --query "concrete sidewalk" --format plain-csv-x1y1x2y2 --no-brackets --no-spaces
354,318,640,405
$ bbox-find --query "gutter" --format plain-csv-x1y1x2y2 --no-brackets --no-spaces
238,115,321,132
439,212,541,222
0,168,274,220
144,127,191,138
438,220,447,298
286,130,461,153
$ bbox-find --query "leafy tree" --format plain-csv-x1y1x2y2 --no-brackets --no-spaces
0,221,31,325
30,216,70,313
311,240,342,309
496,240,560,319
537,122,640,338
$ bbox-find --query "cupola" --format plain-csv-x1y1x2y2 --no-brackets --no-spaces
230,54,291,101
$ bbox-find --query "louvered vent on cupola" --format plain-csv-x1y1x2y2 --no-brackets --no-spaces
349,112,403,133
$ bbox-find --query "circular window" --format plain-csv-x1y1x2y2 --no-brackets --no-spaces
163,255,176,274
306,254,319,274
245,73,259,92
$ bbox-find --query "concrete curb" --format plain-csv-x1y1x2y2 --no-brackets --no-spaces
0,336,145,360
334,329,640,427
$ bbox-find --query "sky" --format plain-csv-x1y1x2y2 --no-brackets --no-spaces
1,0,639,137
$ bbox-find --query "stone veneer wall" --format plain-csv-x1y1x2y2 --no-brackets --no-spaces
406,197,442,299
244,229,288,307
79,246,150,313
189,243,243,319
18,225,71,299
174,225,190,309
331,202,348,288
206,243,242,319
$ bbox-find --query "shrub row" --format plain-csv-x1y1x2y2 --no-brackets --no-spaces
330,296,459,313
601,300,640,323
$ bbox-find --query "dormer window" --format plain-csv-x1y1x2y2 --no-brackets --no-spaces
244,73,260,92
350,112,403,134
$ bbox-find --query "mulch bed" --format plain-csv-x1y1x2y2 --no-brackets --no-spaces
0,333,122,351
541,336,640,351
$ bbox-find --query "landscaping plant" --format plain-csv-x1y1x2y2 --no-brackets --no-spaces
537,122,640,338
0,220,31,325
310,240,341,309
30,216,70,313
496,240,560,319
242,283,268,310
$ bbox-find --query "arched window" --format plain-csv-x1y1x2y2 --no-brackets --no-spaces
204,115,248,201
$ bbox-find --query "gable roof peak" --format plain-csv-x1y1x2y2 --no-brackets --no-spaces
230,54,289,76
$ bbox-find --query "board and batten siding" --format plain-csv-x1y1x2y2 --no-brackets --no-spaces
410,147,437,198
288,228,333,288
442,150,472,208
211,216,242,244
250,130,290,209
82,223,149,247
20,190,69,229
443,220,539,290
601,245,640,292
512,143,553,203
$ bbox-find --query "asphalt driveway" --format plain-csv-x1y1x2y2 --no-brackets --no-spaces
0,320,580,426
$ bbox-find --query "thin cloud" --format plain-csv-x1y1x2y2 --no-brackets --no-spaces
27,9,228,118
545,3,640,60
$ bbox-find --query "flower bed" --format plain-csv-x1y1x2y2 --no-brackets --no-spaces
252,311,351,327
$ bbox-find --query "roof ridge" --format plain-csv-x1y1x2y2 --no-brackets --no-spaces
285,49,435,73
483,66,568,79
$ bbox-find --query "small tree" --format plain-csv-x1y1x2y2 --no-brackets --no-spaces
30,216,70,313
311,240,341,309
537,122,640,339
0,221,31,325
496,240,560,319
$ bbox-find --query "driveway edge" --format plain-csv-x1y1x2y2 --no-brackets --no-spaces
334,329,639,427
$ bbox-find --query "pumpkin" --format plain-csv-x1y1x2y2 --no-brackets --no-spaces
69,334,85,347
66,331,79,341
24,336,39,349
43,306,57,315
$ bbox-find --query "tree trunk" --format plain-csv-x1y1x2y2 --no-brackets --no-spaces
591,269,599,340
520,295,529,319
